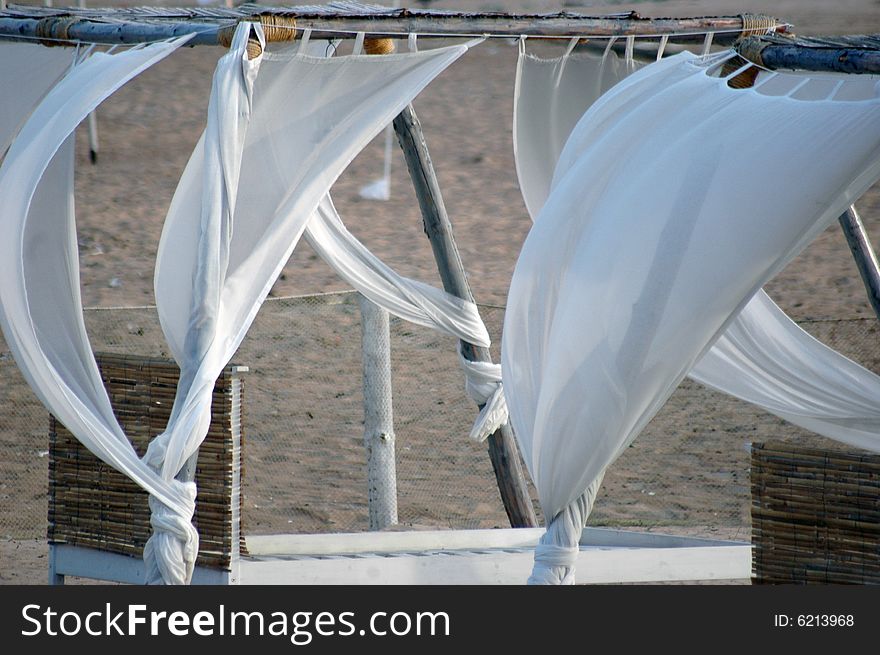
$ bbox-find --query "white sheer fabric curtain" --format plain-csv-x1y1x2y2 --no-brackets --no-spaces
158,34,510,456
512,44,880,584
0,37,196,583
504,50,880,584
0,27,490,584
152,28,486,581
0,42,75,156
304,195,490,346
515,43,880,457
513,40,639,220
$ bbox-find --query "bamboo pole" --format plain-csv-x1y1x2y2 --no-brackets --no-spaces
392,105,537,528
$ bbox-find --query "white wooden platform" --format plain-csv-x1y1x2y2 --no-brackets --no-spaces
49,527,751,585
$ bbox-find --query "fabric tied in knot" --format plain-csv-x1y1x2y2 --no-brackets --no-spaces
458,345,508,442
528,486,600,585
143,480,200,585
528,543,579,585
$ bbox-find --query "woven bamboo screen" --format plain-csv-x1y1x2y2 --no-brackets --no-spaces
48,353,245,571
751,441,880,584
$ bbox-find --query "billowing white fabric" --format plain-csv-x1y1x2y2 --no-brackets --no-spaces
0,42,75,156
304,196,490,347
157,35,506,462
142,23,263,585
513,43,638,219
270,42,503,439
304,197,504,441
503,50,880,583
515,44,880,455
691,291,880,452
0,37,195,582
155,38,480,391
155,35,478,477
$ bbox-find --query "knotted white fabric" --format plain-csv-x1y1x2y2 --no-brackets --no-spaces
456,346,507,442
143,480,199,586
528,476,603,585
0,37,196,583
503,50,880,584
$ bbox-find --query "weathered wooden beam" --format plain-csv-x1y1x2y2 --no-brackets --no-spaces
392,105,537,528
0,8,782,47
838,205,880,320
737,33,880,74
249,10,769,43
0,16,221,45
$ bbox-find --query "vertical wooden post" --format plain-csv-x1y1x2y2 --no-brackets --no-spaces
838,205,880,321
392,105,537,528
359,294,399,530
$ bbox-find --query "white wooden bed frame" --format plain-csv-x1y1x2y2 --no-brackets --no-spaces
49,526,751,585
47,358,751,585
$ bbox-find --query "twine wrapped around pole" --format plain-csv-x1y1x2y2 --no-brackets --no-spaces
738,13,781,38
35,15,80,47
218,14,297,59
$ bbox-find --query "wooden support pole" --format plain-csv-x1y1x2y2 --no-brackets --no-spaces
0,11,779,48
838,205,880,320
359,294,399,530
392,105,537,528
737,34,880,74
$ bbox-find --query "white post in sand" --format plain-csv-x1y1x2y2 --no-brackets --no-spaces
359,294,398,530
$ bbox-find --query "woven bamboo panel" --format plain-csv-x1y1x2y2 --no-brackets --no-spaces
48,353,246,571
751,441,880,584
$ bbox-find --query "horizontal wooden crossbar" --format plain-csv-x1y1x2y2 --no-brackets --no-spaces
0,3,783,46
